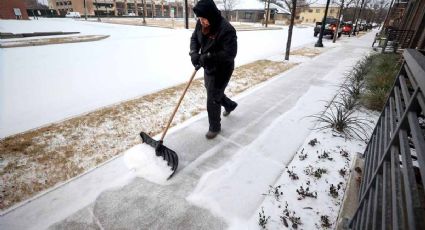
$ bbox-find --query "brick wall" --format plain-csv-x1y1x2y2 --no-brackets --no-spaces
0,0,29,19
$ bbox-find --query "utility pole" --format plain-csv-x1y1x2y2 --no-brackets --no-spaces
84,0,88,20
285,0,297,60
143,0,147,24
333,0,345,43
315,0,332,47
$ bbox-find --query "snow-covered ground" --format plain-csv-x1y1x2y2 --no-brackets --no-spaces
0,18,316,138
0,21,378,229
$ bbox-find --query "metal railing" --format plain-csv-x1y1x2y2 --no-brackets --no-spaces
349,49,425,229
372,29,415,53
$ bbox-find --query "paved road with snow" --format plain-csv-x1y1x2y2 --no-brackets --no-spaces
0,31,376,230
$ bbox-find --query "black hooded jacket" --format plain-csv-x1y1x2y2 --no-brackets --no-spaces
190,0,237,87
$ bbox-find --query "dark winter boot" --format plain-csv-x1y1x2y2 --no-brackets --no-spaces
223,102,238,117
205,129,221,139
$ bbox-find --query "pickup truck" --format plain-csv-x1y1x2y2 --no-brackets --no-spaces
314,18,342,39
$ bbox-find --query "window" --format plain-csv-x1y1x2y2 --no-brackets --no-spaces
330,9,334,13
244,12,253,20
316,9,320,13
306,19,309,22
308,9,313,13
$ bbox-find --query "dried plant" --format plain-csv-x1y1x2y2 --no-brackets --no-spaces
296,185,318,200
286,167,299,180
339,167,348,177
304,165,328,179
308,138,319,146
318,150,333,161
258,207,270,229
340,149,350,158
329,183,342,198
280,202,302,229
264,185,283,201
298,148,308,161
320,215,332,228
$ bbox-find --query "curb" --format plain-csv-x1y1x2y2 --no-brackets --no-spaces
0,35,110,48
336,152,364,230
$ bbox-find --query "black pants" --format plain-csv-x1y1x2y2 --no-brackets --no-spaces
204,73,236,132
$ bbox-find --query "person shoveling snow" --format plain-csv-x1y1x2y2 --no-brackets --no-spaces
137,0,239,179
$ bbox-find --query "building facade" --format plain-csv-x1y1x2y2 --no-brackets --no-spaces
298,4,340,24
0,0,29,19
49,0,196,17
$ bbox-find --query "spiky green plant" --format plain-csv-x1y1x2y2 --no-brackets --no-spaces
336,93,359,111
310,103,372,141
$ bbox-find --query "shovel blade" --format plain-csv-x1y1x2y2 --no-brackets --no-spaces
140,132,178,178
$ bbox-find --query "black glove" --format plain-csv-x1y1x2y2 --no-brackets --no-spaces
190,51,200,68
199,52,212,67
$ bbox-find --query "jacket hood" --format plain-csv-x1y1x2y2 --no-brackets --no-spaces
193,0,222,29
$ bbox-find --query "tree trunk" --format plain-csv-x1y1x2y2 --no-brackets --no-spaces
285,0,297,60
143,0,146,24
333,0,344,43
353,0,366,35
184,0,188,29
265,0,271,27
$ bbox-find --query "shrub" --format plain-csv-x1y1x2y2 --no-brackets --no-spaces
361,53,401,111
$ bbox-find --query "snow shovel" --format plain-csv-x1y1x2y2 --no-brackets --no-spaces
140,67,199,179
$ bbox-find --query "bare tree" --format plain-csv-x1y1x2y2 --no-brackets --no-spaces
222,0,239,20
285,0,297,60
331,0,356,42
277,0,314,13
278,0,316,60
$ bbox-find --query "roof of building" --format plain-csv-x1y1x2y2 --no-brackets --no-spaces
216,0,291,14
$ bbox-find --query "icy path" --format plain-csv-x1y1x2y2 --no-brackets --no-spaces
0,32,376,229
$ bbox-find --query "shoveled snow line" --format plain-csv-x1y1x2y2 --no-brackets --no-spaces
88,208,105,230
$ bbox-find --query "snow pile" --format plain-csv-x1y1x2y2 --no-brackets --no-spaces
123,144,174,184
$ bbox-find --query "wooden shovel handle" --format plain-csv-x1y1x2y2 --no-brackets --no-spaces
160,69,198,141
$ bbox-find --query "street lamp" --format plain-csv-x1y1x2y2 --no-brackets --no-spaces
315,0,332,47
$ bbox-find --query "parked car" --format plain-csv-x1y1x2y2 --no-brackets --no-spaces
341,22,353,35
314,17,342,38
127,13,136,16
65,12,81,18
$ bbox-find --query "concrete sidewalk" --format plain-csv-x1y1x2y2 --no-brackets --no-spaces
0,32,376,230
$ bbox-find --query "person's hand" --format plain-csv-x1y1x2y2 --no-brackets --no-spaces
190,52,200,68
199,52,212,67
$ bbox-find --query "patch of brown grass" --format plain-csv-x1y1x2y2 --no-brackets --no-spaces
290,47,325,57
